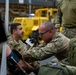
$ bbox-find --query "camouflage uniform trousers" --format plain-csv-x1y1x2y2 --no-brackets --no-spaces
62,27,76,39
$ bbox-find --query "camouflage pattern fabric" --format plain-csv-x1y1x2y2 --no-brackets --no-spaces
7,36,28,56
56,0,76,38
56,0,76,27
62,27,76,39
68,38,76,66
7,35,40,68
55,0,63,28
26,32,70,61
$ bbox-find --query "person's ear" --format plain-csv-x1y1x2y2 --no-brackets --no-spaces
13,29,16,33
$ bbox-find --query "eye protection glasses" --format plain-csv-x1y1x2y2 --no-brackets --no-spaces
39,30,49,36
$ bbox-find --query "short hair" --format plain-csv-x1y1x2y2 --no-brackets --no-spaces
10,23,21,34
41,21,55,30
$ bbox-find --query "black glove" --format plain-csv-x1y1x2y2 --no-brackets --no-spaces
30,38,37,44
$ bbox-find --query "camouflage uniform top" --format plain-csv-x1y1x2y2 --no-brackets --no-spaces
7,36,28,56
7,36,40,68
26,32,70,61
56,0,76,27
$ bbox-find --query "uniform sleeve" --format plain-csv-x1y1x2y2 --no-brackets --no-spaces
7,40,14,50
68,38,76,66
55,3,62,28
26,37,63,60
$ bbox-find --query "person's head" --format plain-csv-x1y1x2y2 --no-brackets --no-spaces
10,23,24,39
39,21,56,43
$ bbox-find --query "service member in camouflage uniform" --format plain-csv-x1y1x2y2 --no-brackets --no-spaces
7,23,40,68
6,45,35,75
56,0,76,39
24,21,70,62
0,44,34,75
7,23,28,55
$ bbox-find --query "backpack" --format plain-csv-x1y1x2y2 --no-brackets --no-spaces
68,38,76,66
38,61,76,75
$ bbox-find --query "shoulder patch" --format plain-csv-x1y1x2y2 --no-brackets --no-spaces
51,62,58,66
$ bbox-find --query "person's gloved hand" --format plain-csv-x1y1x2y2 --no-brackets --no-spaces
30,38,37,44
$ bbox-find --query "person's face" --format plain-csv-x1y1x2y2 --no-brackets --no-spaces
15,25,24,39
39,25,53,43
